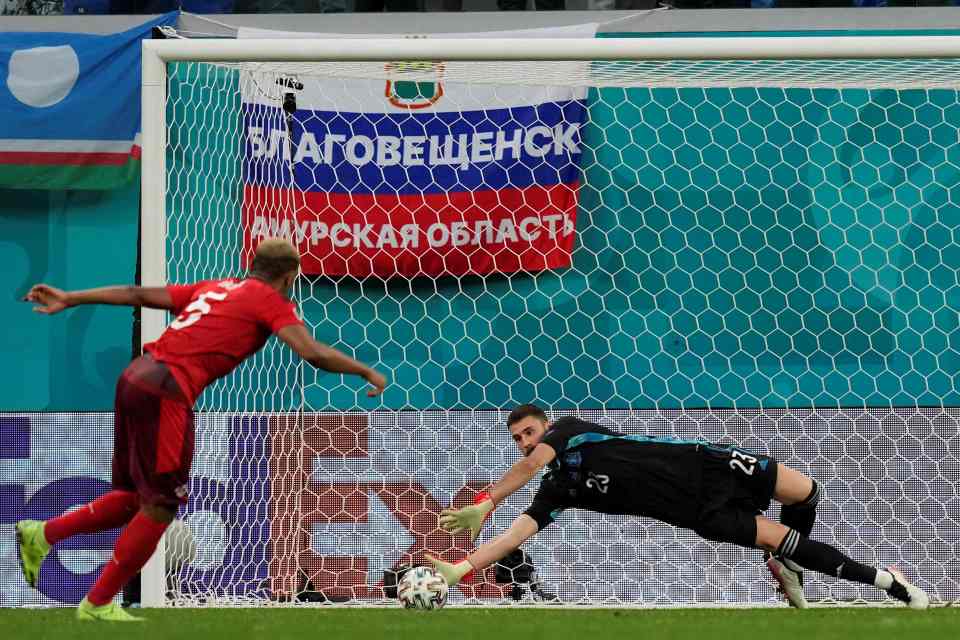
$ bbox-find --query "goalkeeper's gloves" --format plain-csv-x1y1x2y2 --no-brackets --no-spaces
424,554,475,587
439,491,494,541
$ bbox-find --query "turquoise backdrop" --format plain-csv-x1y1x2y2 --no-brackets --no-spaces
5,46,960,412
1,185,139,410
298,86,960,411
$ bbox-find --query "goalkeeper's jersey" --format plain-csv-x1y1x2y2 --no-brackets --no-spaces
523,417,723,531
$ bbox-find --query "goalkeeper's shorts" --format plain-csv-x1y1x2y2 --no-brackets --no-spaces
693,446,779,548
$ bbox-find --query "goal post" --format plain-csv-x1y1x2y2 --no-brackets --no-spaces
143,35,960,62
139,43,169,609
141,36,960,608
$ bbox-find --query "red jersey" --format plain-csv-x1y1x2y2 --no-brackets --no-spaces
144,278,303,405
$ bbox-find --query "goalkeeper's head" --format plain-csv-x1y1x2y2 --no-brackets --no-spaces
250,237,301,295
507,403,549,457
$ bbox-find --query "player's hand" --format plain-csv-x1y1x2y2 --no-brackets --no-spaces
424,553,474,587
363,369,387,397
23,284,71,315
439,496,494,541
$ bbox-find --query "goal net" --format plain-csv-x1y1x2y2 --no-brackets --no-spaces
147,37,960,607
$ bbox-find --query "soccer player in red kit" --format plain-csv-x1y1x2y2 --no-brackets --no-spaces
15,238,387,621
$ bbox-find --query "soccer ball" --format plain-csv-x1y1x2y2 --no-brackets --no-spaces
397,566,449,610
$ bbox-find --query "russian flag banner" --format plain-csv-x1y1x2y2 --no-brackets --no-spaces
239,24,596,279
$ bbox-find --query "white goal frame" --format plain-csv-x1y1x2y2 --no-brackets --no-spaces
139,35,960,608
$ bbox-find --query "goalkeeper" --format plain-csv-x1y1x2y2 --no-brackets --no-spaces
427,404,929,610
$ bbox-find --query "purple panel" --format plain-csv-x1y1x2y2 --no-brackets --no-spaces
26,477,115,605
0,416,29,459
176,415,271,599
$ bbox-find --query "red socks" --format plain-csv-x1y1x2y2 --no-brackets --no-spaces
44,491,140,545
43,492,171,607
87,510,169,606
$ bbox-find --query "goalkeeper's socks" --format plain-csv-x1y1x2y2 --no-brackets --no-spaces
44,490,139,545
775,528,878,586
87,510,168,606
780,481,820,538
874,569,894,590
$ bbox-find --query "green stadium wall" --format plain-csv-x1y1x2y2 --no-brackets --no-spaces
167,61,960,413
1,185,139,411
5,51,960,412
298,87,960,411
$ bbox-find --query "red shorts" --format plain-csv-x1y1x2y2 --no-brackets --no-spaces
112,355,194,507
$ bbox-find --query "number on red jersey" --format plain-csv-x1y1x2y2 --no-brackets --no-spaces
169,280,245,330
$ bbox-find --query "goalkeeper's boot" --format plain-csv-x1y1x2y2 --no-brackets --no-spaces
885,567,929,610
766,552,809,609
15,520,51,589
76,598,145,622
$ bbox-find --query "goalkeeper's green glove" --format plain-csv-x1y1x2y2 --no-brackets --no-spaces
439,492,494,541
424,554,474,587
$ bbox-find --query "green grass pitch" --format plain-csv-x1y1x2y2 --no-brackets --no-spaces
0,607,956,640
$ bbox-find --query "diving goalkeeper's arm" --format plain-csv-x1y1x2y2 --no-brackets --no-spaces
426,514,540,587
437,443,556,540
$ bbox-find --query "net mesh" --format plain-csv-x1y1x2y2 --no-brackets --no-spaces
162,54,960,607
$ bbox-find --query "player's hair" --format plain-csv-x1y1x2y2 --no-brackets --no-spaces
507,403,548,427
250,238,301,280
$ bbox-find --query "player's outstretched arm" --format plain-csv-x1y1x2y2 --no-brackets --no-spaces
488,443,555,504
277,324,387,397
439,443,555,540
24,283,175,314
427,514,539,587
